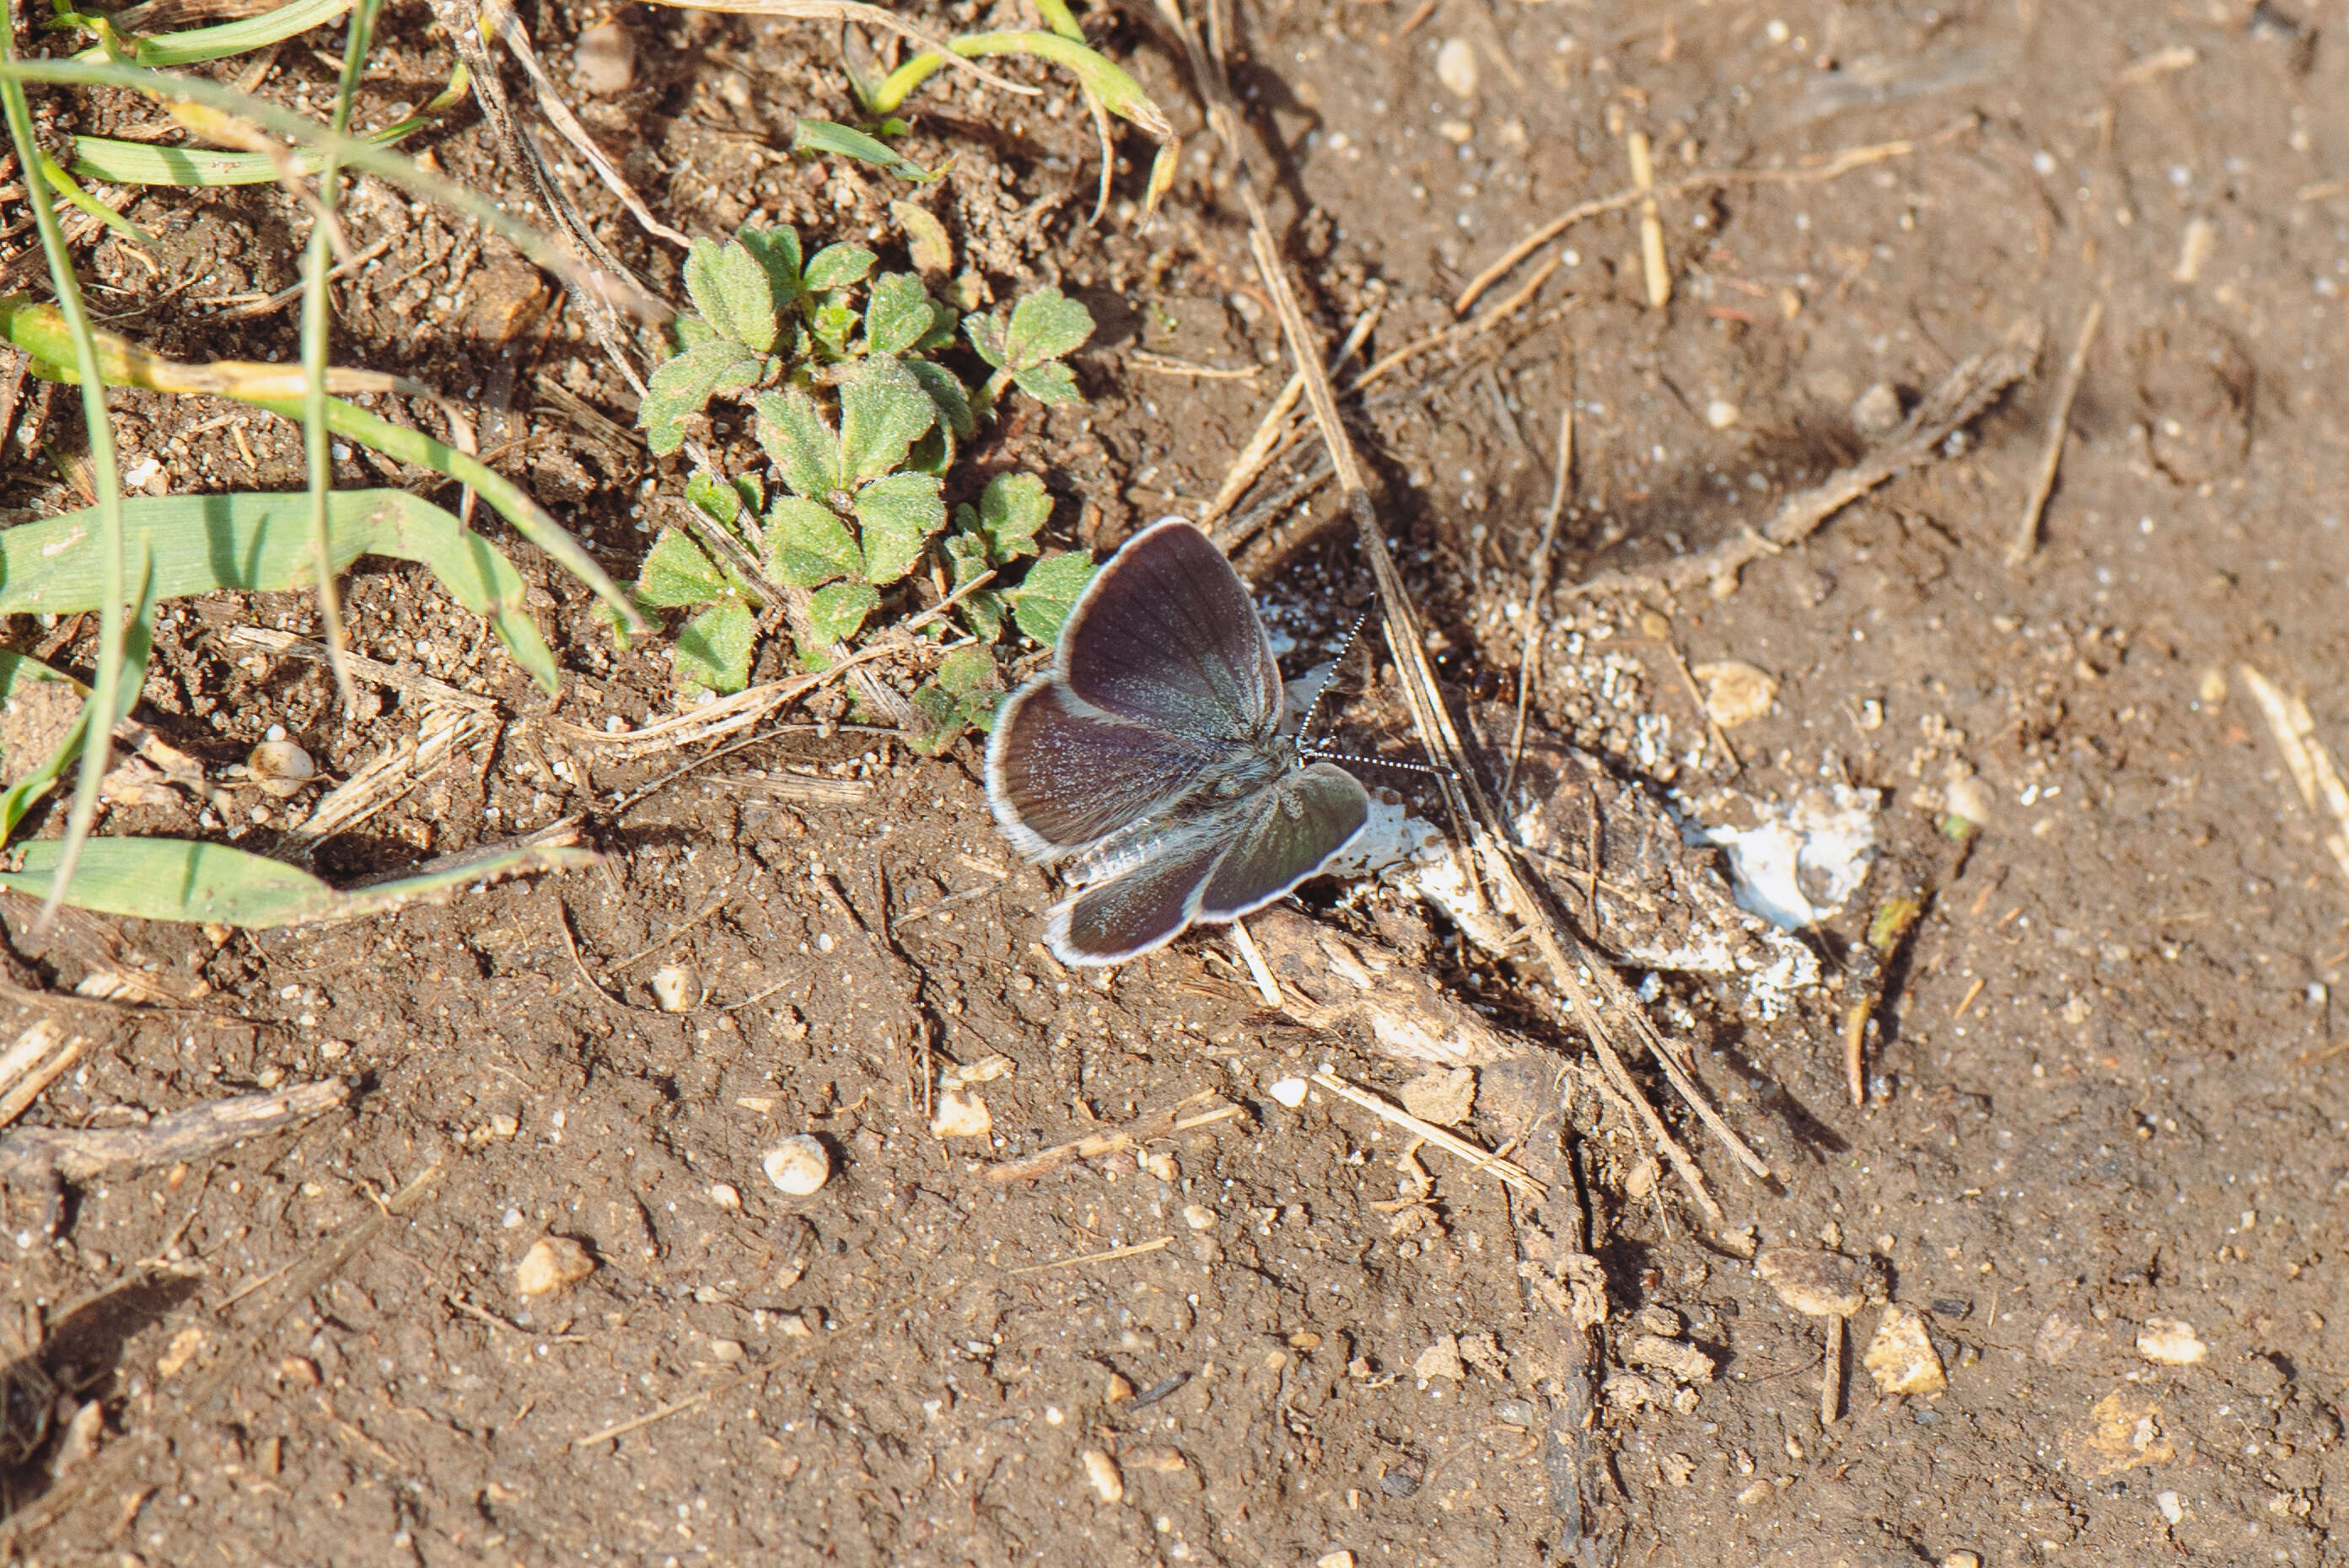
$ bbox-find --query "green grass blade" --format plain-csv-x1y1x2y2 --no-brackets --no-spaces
303,0,380,715
71,0,355,68
0,490,559,693
0,57,661,321
68,66,460,187
1,35,127,930
868,30,1169,137
0,835,596,927
37,152,153,244
0,298,643,637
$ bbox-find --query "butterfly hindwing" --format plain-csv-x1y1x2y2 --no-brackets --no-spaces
1196,762,1369,919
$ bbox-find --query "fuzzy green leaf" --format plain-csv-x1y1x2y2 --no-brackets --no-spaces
807,298,857,358
640,339,766,456
865,271,937,357
755,389,842,498
1010,550,1096,643
962,311,1008,368
854,470,946,584
1005,285,1094,366
937,644,998,695
959,589,1006,642
837,356,938,484
1011,362,1083,405
975,471,1051,561
634,529,726,608
791,119,943,183
766,497,861,587
803,243,878,291
906,647,1004,754
685,236,782,353
905,358,974,439
738,225,804,300
808,580,880,642
943,526,990,585
675,599,758,692
683,470,741,529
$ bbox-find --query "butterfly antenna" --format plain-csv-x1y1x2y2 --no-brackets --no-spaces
1300,745,1458,781
1296,609,1373,745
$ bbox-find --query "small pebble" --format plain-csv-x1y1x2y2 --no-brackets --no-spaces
2137,1318,2207,1366
1434,37,1479,97
649,964,701,1012
1182,1204,1218,1231
1413,1335,1465,1383
1851,381,1904,437
514,1236,595,1297
247,739,315,799
1267,1077,1309,1109
707,1182,742,1211
1863,1305,1948,1394
1081,1448,1124,1504
572,20,635,95
930,1089,992,1138
1317,1554,1357,1568
1690,660,1778,728
1943,1553,1983,1568
761,1136,830,1196
1105,1372,1136,1404
1705,398,1740,430
2156,1490,2183,1525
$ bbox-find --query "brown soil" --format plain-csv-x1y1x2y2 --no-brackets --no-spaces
3,0,2347,1564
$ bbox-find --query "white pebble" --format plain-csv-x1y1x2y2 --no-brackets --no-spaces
930,1088,993,1139
1705,399,1740,429
761,1136,830,1196
2137,1318,2207,1365
1081,1448,1125,1504
649,964,701,1012
1268,1077,1309,1109
1182,1204,1218,1231
513,1236,594,1297
707,1182,742,1211
1434,37,1479,98
247,739,315,799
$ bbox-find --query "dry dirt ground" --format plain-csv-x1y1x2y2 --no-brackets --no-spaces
3,0,2348,1564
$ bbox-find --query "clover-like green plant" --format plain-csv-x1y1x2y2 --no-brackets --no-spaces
626,217,1102,743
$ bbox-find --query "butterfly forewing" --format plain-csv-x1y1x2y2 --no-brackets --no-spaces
1058,519,1282,740
1196,762,1369,918
987,683,1222,856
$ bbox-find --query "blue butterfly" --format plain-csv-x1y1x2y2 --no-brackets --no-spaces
986,519,1369,965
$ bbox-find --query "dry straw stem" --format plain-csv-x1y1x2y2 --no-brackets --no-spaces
0,1018,83,1130
1504,403,1572,801
1201,295,1383,529
0,1077,347,1183
223,626,497,712
292,706,497,842
2239,664,2349,890
1307,1070,1545,1195
1237,175,1748,1222
1008,1235,1174,1275
1228,916,1284,1007
1452,118,1975,315
983,1089,1241,1183
2007,298,2102,567
1627,130,1670,309
1569,325,2043,603
633,0,1036,96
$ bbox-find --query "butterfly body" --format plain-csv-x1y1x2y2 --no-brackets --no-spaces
986,519,1369,965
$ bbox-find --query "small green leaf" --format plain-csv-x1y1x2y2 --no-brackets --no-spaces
853,470,946,584
937,644,997,695
640,340,766,456
865,271,937,357
755,389,842,498
806,298,857,358
1005,285,1094,366
675,599,758,692
837,356,938,484
635,529,726,608
963,311,1008,368
943,526,990,585
683,470,741,529
808,580,880,642
975,471,1051,561
1009,550,1096,643
803,242,879,291
1011,362,1083,405
904,358,974,439
738,224,804,299
890,199,953,277
766,496,862,587
791,118,943,183
959,589,1006,642
685,236,782,353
